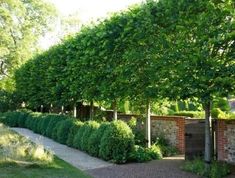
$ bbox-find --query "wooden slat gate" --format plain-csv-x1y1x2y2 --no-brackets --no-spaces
185,119,205,160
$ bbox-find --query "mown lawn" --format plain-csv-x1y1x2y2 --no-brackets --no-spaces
0,124,90,178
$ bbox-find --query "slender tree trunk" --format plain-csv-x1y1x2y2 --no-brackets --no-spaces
90,100,94,120
146,101,151,148
61,105,64,114
49,104,52,113
204,101,212,170
113,100,117,120
40,105,43,113
73,104,77,118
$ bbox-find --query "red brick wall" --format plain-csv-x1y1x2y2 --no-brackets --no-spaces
118,114,185,154
151,116,185,154
216,120,235,163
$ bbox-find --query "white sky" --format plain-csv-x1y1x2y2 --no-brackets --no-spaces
49,0,144,23
41,0,144,49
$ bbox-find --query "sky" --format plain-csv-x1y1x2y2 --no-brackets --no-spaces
49,0,144,24
40,0,145,49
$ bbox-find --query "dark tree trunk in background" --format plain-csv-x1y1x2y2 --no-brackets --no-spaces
90,100,94,120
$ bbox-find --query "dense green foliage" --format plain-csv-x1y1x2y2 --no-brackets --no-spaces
80,121,100,152
66,120,84,147
129,145,162,163
0,90,20,112
171,111,204,118
99,120,135,163
56,119,75,144
88,122,110,156
0,0,57,91
182,159,231,178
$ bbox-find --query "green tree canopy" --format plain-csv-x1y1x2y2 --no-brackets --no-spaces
0,0,56,90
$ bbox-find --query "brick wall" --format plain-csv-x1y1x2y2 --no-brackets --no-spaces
118,114,185,154
217,120,235,163
151,116,185,154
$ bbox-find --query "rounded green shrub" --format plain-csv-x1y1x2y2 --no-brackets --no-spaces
88,122,110,156
25,112,42,131
34,115,47,134
99,120,134,163
128,145,162,163
128,145,152,162
56,119,75,144
80,121,100,152
17,111,30,127
73,123,87,149
51,121,62,141
66,120,83,147
38,115,53,136
45,114,68,138
148,144,162,160
3,112,19,127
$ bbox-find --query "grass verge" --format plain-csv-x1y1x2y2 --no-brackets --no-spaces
0,123,90,178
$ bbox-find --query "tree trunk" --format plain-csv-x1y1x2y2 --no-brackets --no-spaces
113,100,117,120
73,104,77,118
146,101,151,148
204,101,212,170
90,100,94,120
40,105,43,113
61,105,64,114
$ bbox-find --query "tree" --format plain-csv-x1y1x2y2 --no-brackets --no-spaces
164,0,234,168
0,0,56,90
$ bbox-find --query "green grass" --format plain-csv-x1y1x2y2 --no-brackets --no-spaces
0,123,90,178
0,157,90,178
182,158,231,178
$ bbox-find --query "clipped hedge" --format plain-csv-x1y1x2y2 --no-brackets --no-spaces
66,120,83,147
73,123,88,149
99,120,135,163
0,111,30,127
45,114,69,138
0,111,154,164
80,121,100,152
56,119,75,144
88,122,110,156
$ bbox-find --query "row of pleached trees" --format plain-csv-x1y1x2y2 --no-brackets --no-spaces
15,0,234,166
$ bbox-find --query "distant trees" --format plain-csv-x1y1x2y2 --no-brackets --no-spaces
0,0,57,90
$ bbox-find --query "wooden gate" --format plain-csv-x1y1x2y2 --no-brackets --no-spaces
185,119,205,160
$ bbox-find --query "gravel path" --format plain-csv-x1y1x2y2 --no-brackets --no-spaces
12,127,113,171
87,156,200,178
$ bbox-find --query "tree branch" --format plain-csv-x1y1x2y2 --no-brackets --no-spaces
0,61,9,77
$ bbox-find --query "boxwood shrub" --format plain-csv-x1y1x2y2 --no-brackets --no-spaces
45,114,68,138
88,122,110,156
73,123,87,149
56,119,75,144
99,120,134,163
128,145,162,162
0,111,29,127
80,121,100,152
25,112,42,131
66,120,84,147
52,121,62,141
38,115,53,136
